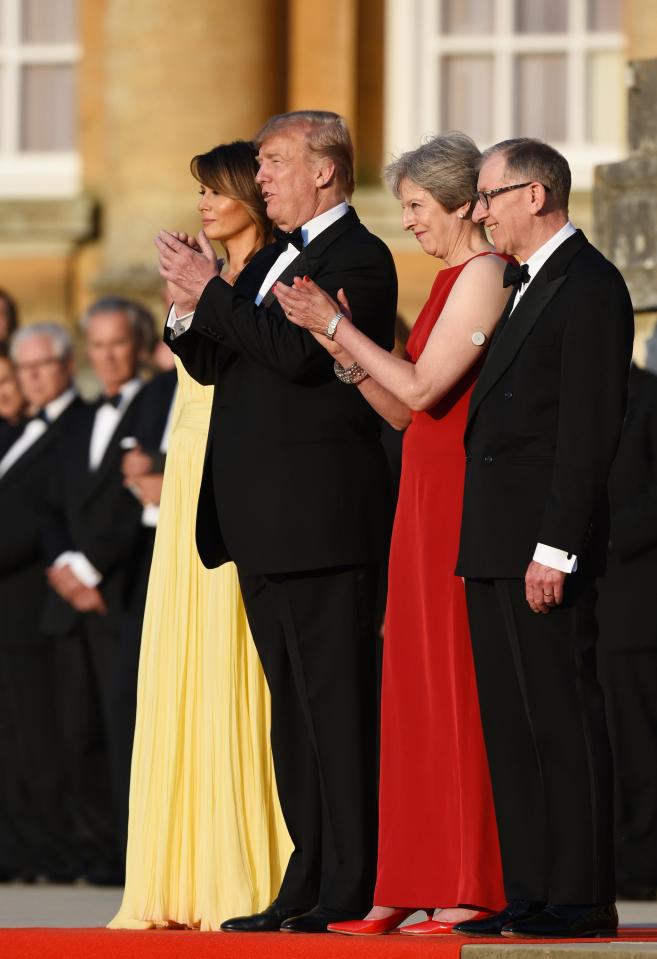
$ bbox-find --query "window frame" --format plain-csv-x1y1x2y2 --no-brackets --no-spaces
384,0,626,190
0,0,80,198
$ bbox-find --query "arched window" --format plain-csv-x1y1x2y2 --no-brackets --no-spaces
385,0,625,189
0,0,80,197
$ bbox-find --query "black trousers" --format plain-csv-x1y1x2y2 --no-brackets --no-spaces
465,578,615,905
238,564,379,913
0,641,70,878
598,648,657,890
52,614,123,877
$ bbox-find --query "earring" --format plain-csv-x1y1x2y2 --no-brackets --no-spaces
457,211,465,219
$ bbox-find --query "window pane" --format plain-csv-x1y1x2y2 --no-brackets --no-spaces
514,55,567,140
22,0,77,43
441,56,493,144
587,52,625,143
442,0,494,35
20,65,76,151
515,0,568,33
587,0,621,31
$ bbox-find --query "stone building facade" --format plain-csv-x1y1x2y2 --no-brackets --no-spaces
0,0,655,333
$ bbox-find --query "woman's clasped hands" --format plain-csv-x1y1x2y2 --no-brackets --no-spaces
274,276,351,338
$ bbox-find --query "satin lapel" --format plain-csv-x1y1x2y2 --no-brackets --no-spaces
261,251,310,308
467,230,588,431
0,425,57,484
467,271,567,429
260,207,360,307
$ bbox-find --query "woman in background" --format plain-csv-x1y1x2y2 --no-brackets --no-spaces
110,141,291,931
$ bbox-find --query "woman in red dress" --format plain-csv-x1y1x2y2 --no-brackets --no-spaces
275,132,513,936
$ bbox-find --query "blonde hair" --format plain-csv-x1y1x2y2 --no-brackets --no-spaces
255,110,355,197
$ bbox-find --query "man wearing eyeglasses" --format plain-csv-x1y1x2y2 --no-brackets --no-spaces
455,139,634,940
0,324,82,883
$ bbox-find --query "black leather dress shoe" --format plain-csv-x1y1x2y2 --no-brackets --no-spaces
220,903,308,932
280,906,363,933
454,900,546,936
501,903,618,938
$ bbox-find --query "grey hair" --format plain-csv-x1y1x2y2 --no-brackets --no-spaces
384,132,482,215
255,110,355,197
480,138,571,210
80,295,156,351
10,322,73,362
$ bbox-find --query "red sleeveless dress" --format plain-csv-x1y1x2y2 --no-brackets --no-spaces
374,255,506,909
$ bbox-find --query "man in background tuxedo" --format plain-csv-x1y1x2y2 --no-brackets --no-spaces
455,139,634,939
42,297,149,883
597,362,657,901
0,324,81,881
156,111,397,932
113,366,177,856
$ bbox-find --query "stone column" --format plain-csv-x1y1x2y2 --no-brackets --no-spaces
95,0,285,309
594,58,657,367
287,0,357,130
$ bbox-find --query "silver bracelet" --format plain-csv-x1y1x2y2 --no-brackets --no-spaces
333,359,369,385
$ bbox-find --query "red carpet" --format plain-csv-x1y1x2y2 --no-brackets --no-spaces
1,927,657,959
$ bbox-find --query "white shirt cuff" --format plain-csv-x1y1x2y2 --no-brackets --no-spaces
142,504,160,528
533,543,578,574
166,304,194,338
54,551,103,587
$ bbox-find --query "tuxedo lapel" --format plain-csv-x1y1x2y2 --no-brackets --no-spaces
260,208,360,308
467,230,587,430
261,251,310,308
0,424,55,485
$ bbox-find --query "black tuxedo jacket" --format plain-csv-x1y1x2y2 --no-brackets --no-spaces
168,207,397,574
457,230,634,579
0,398,84,648
132,369,177,472
41,391,146,635
597,364,657,649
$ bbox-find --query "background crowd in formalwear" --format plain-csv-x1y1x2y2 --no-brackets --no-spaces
0,279,657,908
0,290,177,887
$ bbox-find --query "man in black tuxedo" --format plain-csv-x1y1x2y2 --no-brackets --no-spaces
0,324,82,881
156,111,396,932
42,297,149,883
597,363,657,900
454,139,634,939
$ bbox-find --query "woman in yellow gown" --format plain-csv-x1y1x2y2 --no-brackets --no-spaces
110,141,291,931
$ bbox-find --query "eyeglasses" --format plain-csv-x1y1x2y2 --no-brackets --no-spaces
14,357,63,373
474,181,551,210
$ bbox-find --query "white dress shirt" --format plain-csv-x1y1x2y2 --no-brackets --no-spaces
167,201,350,334
0,387,76,478
88,378,143,470
54,378,143,588
512,221,579,574
511,220,577,313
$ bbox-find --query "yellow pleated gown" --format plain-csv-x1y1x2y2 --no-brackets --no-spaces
109,359,291,930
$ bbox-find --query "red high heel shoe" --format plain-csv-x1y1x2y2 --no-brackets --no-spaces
400,911,490,936
328,908,414,936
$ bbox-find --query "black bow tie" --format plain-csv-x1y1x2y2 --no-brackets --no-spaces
98,393,122,409
30,409,50,425
503,261,530,291
273,226,304,252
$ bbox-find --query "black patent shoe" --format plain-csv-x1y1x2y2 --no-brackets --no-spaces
501,902,618,938
281,906,363,933
220,903,309,932
454,900,546,936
